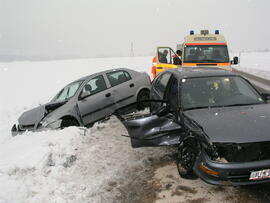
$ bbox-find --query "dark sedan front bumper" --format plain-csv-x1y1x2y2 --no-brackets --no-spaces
193,151,270,186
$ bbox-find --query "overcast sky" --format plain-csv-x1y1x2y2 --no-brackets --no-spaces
0,0,269,59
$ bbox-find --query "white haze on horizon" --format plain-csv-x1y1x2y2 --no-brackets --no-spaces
0,0,269,60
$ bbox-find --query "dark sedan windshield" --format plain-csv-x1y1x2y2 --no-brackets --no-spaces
52,80,83,102
184,45,229,63
181,76,265,110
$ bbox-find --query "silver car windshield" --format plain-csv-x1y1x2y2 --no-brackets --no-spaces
52,81,83,102
181,76,265,110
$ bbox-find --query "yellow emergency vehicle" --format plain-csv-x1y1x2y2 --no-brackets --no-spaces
153,30,239,77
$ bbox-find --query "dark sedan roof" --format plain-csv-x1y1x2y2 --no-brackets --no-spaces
167,67,238,79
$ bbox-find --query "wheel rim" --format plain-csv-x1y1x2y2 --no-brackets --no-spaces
177,146,196,175
138,91,149,109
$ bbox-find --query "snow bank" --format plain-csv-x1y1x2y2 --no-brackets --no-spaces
0,56,164,203
236,51,270,80
0,53,269,202
0,117,169,203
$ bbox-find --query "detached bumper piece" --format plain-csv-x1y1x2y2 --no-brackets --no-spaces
194,152,270,186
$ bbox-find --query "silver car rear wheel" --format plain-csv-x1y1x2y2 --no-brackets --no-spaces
137,90,150,110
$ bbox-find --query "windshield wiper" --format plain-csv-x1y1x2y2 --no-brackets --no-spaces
222,103,264,107
213,103,263,108
196,59,223,63
184,106,210,111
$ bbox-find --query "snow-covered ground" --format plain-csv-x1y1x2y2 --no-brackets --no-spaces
236,51,270,80
0,53,269,203
0,56,154,203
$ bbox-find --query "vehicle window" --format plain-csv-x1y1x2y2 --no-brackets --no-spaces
234,78,259,99
82,75,107,96
124,71,132,80
158,47,176,64
107,71,131,87
166,77,179,110
52,81,83,102
155,73,171,98
181,76,264,110
184,45,229,63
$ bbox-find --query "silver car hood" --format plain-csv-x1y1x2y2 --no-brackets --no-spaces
18,105,46,126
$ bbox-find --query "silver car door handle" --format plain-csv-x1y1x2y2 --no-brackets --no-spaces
129,83,134,88
105,93,111,97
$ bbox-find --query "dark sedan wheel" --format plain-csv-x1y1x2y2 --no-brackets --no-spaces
137,90,150,110
177,142,198,180
60,119,79,129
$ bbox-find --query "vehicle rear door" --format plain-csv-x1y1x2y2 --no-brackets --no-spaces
106,70,137,109
77,75,115,126
156,47,181,75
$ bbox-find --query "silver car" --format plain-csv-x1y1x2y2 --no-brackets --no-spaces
11,68,151,135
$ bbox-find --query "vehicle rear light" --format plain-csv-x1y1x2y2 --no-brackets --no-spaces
199,163,219,176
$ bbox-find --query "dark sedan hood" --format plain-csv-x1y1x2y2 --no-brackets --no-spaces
18,105,46,126
184,104,270,143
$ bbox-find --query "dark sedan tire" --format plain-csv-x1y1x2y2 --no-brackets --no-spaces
177,142,198,180
60,119,79,129
137,89,150,110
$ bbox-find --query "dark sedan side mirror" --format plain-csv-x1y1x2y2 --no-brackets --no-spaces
79,91,91,100
231,56,239,65
261,93,270,101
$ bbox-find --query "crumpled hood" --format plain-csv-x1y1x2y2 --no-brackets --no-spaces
184,104,270,143
18,105,46,126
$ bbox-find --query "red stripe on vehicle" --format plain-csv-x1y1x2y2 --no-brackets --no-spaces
185,43,227,46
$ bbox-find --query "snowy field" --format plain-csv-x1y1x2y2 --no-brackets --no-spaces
236,51,270,80
0,52,270,203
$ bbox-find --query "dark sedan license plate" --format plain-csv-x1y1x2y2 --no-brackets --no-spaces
250,169,270,180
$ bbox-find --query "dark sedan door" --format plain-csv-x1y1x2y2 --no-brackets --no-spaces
119,75,182,148
150,72,172,113
120,111,182,148
77,75,115,125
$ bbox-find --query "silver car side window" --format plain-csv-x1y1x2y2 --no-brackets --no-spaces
106,71,131,87
82,75,107,96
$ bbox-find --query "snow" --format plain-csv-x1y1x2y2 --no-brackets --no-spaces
236,51,270,80
0,56,158,203
0,53,269,202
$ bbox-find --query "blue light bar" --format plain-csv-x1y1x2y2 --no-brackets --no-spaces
215,30,219,34
190,30,194,35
